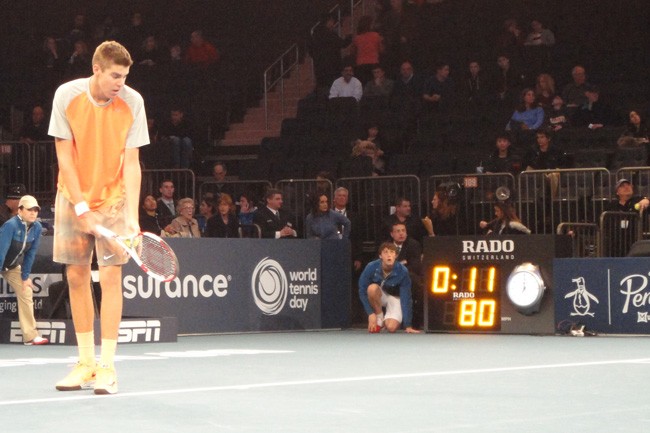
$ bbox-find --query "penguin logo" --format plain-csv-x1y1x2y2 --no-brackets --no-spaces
565,277,599,317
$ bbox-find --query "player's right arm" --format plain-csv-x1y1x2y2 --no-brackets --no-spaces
55,137,99,235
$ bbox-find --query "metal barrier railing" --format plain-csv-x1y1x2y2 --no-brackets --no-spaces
275,178,333,238
556,222,599,257
336,175,420,245
141,169,196,203
263,44,301,130
0,140,57,199
518,168,610,234
599,211,642,257
426,173,517,235
198,180,272,207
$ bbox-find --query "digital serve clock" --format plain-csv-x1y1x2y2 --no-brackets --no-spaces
423,235,571,334
428,265,501,331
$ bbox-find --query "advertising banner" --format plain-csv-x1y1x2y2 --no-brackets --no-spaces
554,258,650,334
121,238,322,334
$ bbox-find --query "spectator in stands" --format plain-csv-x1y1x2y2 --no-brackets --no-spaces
479,201,531,235
524,20,555,46
423,186,459,237
160,108,194,169
205,193,239,238
534,73,556,109
618,110,650,146
422,62,455,115
237,192,258,226
253,188,298,239
484,133,521,175
363,64,394,98
352,139,385,176
358,242,419,333
561,65,590,109
40,36,65,100
165,197,200,238
573,85,616,129
185,30,219,70
377,0,408,76
389,222,423,328
390,60,423,144
494,53,524,106
495,18,525,59
120,12,148,54
308,12,352,91
19,105,49,144
506,88,545,131
332,186,363,269
524,129,567,170
65,13,89,47
0,184,26,225
156,179,176,229
161,42,191,104
305,193,350,240
383,197,427,244
91,15,120,45
460,60,490,111
64,40,92,80
131,35,164,101
329,65,363,102
139,194,162,234
545,95,571,131
196,195,216,236
351,16,384,85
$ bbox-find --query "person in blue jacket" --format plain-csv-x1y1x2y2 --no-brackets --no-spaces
358,242,420,334
0,195,48,345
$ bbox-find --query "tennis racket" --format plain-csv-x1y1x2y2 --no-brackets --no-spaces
95,225,179,282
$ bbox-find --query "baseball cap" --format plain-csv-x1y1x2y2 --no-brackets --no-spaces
18,195,40,210
5,183,27,199
615,178,631,189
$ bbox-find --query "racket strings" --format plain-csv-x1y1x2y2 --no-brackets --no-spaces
139,234,178,279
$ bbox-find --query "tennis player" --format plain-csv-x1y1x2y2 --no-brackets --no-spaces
49,40,149,395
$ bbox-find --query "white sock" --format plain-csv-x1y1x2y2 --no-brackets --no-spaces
376,313,384,327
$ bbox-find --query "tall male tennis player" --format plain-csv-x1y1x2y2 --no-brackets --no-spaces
49,40,149,395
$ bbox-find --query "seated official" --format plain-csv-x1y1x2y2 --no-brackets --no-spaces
253,188,298,239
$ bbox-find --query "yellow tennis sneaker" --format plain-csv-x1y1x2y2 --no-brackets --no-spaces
55,362,96,391
94,364,118,395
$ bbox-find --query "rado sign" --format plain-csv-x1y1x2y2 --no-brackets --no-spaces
462,240,515,253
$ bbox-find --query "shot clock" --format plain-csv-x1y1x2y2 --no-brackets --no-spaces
423,235,572,334
428,265,501,331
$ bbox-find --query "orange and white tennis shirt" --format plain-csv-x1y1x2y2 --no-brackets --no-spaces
49,77,149,210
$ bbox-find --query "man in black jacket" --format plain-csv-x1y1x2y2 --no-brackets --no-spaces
253,188,298,239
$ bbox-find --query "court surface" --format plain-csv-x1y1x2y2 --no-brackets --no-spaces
2,329,650,433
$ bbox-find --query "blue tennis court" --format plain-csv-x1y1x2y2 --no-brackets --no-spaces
2,330,650,432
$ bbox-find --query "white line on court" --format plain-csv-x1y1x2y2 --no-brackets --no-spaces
2,357,649,407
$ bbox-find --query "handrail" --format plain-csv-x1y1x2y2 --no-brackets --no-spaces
263,43,300,130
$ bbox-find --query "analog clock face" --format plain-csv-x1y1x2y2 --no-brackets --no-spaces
507,271,543,307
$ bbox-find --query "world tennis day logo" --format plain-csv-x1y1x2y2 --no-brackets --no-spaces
251,257,319,315
251,258,288,315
